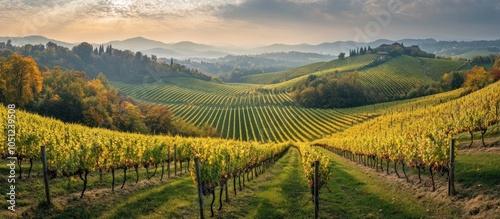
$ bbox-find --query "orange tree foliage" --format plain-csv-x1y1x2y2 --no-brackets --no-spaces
0,53,215,137
492,57,500,81
463,66,494,91
0,53,43,108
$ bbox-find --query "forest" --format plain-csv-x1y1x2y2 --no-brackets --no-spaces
0,40,210,83
0,52,217,137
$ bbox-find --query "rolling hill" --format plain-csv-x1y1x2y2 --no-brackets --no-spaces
1,40,498,219
251,55,466,99
112,77,373,142
240,54,379,84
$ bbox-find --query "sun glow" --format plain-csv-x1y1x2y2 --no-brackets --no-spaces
111,0,132,8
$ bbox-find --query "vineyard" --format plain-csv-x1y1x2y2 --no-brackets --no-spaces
1,50,498,218
253,55,464,92
114,54,464,143
356,56,434,97
1,81,499,218
346,87,463,115
419,57,466,81
314,80,500,190
114,79,372,142
0,105,290,192
0,103,337,218
240,54,379,84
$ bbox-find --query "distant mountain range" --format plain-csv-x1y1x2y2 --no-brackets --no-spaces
0,35,75,48
1,35,499,59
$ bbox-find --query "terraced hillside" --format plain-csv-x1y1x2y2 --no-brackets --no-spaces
113,78,372,142
419,57,466,80
241,54,379,84
114,55,466,142
263,55,465,97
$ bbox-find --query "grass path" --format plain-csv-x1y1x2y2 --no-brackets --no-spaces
2,147,466,218
215,146,456,218
316,147,462,218
215,147,313,218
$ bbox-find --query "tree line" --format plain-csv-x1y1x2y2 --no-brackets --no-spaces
0,40,211,84
345,43,435,59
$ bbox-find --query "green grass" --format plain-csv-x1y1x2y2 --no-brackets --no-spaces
216,147,313,218
0,160,192,219
217,147,455,218
455,153,500,191
100,177,198,219
240,55,378,84
2,146,469,218
451,50,500,60
316,148,462,218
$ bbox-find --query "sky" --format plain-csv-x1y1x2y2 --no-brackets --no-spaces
1,0,499,46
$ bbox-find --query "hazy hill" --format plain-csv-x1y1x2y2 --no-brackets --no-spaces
106,36,172,51
0,35,75,48
1,36,499,60
253,39,395,55
170,41,218,52
140,47,181,58
253,39,500,58
173,52,336,77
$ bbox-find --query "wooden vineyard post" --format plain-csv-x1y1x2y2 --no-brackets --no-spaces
41,146,51,206
195,158,204,219
225,155,230,203
448,139,456,196
167,147,171,178
314,160,319,219
174,144,177,176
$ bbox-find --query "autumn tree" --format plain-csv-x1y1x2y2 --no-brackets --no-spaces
463,66,494,91
114,101,148,133
92,72,107,87
295,87,319,108
0,57,5,99
141,104,173,134
0,53,43,108
491,58,500,81
82,78,114,128
441,71,465,90
38,68,86,122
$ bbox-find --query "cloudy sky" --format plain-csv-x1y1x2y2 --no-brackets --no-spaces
1,0,499,46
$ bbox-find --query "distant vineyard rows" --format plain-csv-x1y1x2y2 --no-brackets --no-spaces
115,81,371,142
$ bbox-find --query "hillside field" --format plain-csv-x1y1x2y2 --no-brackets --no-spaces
111,54,466,143
1,47,499,219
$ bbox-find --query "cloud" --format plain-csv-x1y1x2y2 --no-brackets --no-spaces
220,0,500,41
218,0,364,25
1,0,499,44
396,0,500,24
